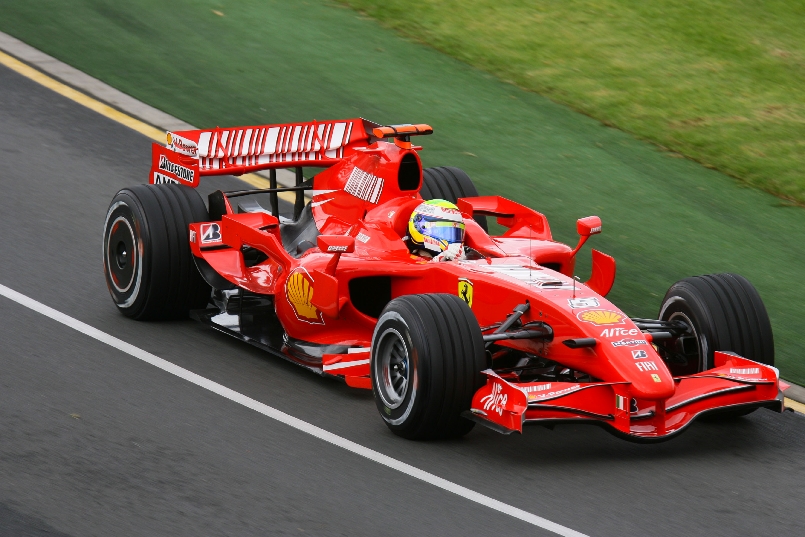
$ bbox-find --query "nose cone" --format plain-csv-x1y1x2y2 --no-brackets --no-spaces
628,363,675,399
616,347,675,399
590,321,676,399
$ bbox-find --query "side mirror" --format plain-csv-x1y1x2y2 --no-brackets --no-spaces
317,235,355,275
576,216,602,237
571,216,602,256
317,235,355,254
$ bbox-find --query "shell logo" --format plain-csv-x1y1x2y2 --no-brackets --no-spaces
286,269,324,324
577,309,625,326
166,132,172,145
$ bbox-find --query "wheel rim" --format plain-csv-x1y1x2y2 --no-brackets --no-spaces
106,216,136,293
666,310,706,372
115,240,128,269
374,328,410,409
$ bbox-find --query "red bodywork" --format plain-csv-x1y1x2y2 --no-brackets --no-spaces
151,118,783,441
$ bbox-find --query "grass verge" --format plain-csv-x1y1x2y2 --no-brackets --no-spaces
1,0,804,382
342,0,805,205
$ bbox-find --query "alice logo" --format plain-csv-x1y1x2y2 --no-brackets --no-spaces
480,382,507,416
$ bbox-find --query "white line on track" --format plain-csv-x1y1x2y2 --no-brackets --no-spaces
0,283,589,537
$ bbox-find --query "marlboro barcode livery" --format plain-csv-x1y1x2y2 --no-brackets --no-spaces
150,119,368,186
104,117,784,442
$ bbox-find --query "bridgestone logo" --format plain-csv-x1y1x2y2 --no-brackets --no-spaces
345,166,383,204
158,155,195,184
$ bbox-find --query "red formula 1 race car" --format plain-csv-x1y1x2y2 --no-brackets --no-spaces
103,118,783,441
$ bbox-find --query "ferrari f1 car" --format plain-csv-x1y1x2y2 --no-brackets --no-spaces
103,117,783,441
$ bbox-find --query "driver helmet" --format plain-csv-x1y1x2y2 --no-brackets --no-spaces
407,199,466,255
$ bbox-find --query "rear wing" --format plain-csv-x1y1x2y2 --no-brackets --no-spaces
149,118,381,187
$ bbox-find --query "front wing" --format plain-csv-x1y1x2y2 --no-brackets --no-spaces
466,352,783,441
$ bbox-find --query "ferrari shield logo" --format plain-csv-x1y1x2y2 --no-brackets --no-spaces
458,278,473,308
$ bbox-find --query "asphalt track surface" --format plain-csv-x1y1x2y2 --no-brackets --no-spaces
1,63,805,537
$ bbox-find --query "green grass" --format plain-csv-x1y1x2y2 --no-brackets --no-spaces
1,0,804,382
342,0,805,205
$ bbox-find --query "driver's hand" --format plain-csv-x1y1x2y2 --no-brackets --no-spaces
432,243,464,262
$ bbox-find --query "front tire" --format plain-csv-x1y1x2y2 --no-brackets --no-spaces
103,184,211,320
371,294,486,439
658,273,774,418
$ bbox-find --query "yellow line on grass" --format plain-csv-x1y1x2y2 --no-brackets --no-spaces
0,49,296,203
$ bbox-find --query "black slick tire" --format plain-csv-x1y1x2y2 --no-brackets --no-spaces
103,184,211,320
658,273,774,417
370,294,486,440
421,166,488,232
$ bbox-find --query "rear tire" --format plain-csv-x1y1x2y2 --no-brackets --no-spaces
371,294,486,439
421,167,488,232
103,184,211,320
658,273,774,418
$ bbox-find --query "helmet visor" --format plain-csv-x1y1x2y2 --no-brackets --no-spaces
420,219,465,245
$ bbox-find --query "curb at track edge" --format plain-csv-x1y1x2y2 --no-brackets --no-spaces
1,31,803,414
